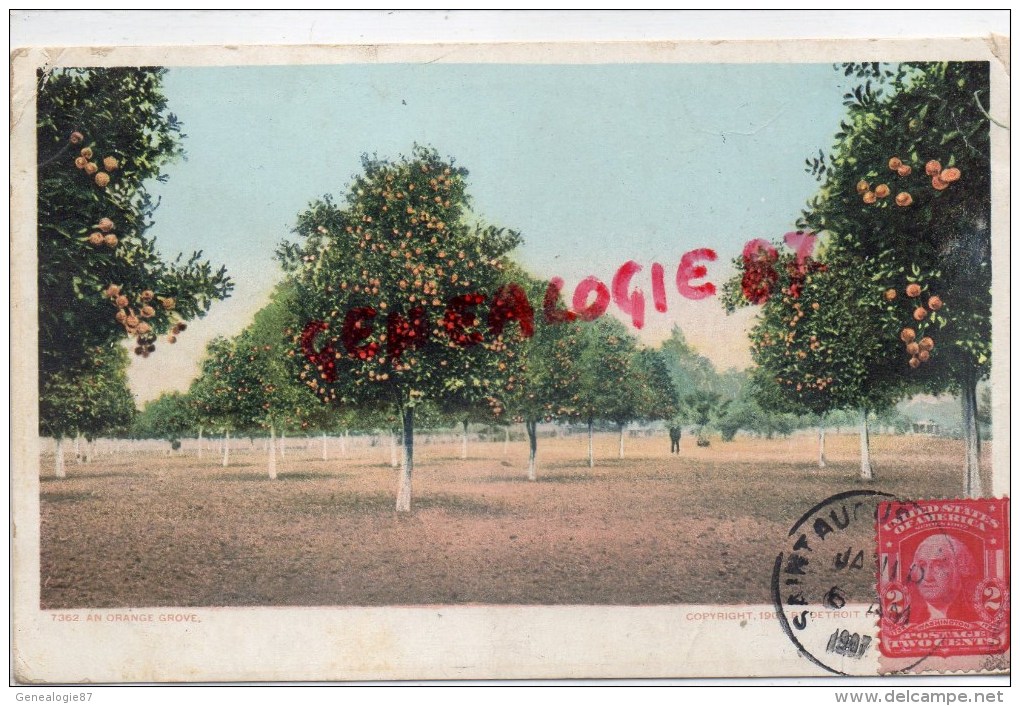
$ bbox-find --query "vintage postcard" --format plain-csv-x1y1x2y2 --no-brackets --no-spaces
10,35,1010,683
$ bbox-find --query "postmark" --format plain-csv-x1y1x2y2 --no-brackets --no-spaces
877,498,1010,667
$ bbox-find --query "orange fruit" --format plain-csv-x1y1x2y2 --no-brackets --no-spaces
136,322,151,334
811,302,820,310
928,295,943,311
895,192,913,207
940,167,961,183
95,172,110,188
168,335,177,344
875,184,890,198
906,342,920,355
103,234,118,247
913,307,927,321
863,191,877,204
162,297,176,310
102,156,119,172
98,218,115,232
125,315,140,328
897,164,912,177
925,160,942,176
115,310,127,323
931,176,949,191
884,288,897,301
80,147,93,160
115,295,130,308
918,350,931,362
908,357,921,369
69,131,84,145
856,179,870,194
141,290,154,301
888,157,902,170
87,232,104,246
74,156,87,169
900,327,917,343
104,284,120,298
919,336,934,351
140,305,156,318
84,162,99,175
906,283,921,298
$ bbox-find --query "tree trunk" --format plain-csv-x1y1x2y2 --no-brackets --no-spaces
618,422,626,459
390,432,399,468
55,436,66,479
222,429,230,467
859,408,873,481
962,377,982,498
461,419,469,460
267,424,277,480
588,419,595,468
280,428,286,459
818,424,827,468
322,431,328,462
526,419,538,482
341,430,348,456
74,433,82,464
504,426,510,458
396,405,414,512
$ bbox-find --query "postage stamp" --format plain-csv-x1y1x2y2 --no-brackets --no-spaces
877,499,1010,668
9,25,1011,683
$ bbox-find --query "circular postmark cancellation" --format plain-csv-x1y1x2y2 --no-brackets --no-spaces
876,498,1010,668
771,490,900,675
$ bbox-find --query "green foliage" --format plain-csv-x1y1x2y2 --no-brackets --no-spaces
132,390,194,444
281,145,525,414
37,67,232,435
658,326,720,399
572,317,639,426
40,343,136,440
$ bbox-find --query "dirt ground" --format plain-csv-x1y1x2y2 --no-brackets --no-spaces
38,432,992,608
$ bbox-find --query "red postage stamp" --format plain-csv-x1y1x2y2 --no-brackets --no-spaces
877,499,1010,659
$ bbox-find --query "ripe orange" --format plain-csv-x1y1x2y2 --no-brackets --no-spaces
905,283,921,298
925,160,941,176
908,357,921,369
115,295,129,308
140,305,156,318
874,184,890,198
74,157,87,169
931,176,949,191
105,284,121,298
928,295,943,311
906,342,920,355
69,131,84,145
136,322,151,334
900,327,917,343
102,156,119,172
917,350,931,362
98,218,115,233
888,157,903,170
141,290,154,301
125,315,140,328
895,192,913,207
162,297,176,310
884,288,897,301
919,336,934,351
897,164,912,177
84,162,99,175
913,307,927,321
103,234,118,247
863,191,877,204
811,302,820,310
940,167,961,183
87,233,104,246
80,147,93,160
95,172,110,188
115,311,127,323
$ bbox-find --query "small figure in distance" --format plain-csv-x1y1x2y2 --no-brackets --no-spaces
668,423,682,454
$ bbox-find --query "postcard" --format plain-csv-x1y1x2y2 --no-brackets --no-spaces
10,35,1010,682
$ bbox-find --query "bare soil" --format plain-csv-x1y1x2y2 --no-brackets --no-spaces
38,432,990,607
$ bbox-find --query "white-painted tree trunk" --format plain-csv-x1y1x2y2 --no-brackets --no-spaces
588,420,595,468
859,409,873,481
526,420,538,481
818,425,827,468
390,432,399,468
55,436,66,479
618,422,626,459
322,431,328,461
222,430,230,467
341,430,348,456
280,428,286,459
396,406,414,512
74,433,82,464
962,380,982,498
504,426,510,457
197,426,204,460
461,420,469,460
267,424,278,480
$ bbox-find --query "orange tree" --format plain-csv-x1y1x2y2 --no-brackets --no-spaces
37,68,232,443
798,62,993,496
722,236,907,479
279,146,527,511
132,390,195,454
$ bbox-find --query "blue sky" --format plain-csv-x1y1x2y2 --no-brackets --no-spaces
129,62,853,402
